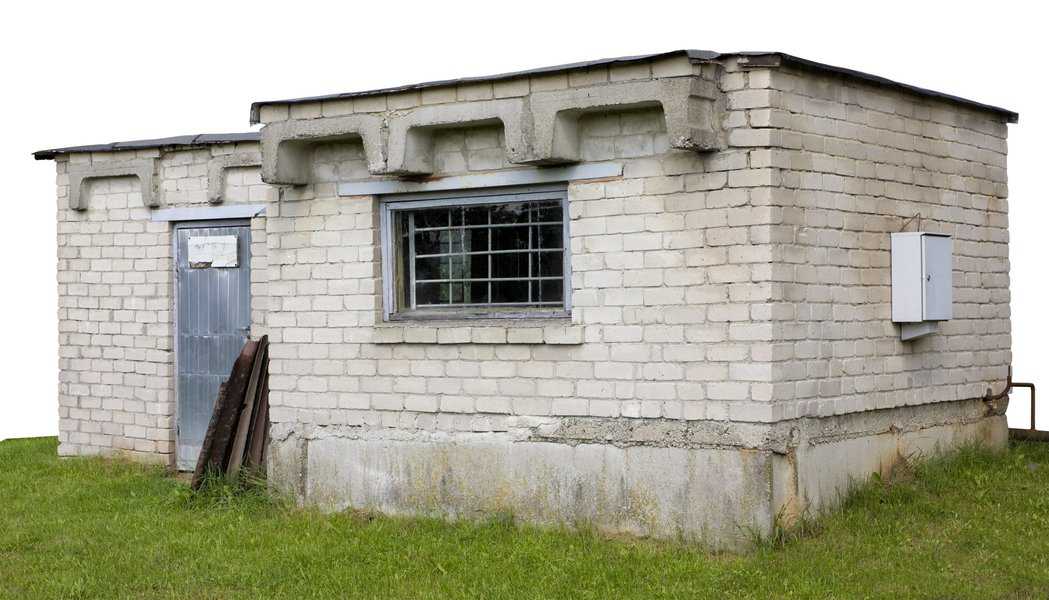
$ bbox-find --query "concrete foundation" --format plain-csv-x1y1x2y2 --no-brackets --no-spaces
270,397,1006,550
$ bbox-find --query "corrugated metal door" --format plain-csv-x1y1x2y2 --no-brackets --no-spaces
175,221,252,470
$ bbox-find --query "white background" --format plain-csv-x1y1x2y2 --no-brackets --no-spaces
1,1,1045,440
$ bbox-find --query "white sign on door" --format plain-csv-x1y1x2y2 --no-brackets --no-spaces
187,236,239,268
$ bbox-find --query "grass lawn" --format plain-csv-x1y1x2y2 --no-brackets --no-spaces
2,437,1049,599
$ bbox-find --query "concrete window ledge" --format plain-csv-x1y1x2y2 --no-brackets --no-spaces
370,322,583,345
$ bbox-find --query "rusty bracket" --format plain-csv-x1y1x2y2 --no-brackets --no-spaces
1015,380,1037,429
988,366,1042,441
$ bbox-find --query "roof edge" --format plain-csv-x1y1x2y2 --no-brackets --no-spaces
766,52,1018,124
33,131,260,161
248,50,1018,125
248,49,720,124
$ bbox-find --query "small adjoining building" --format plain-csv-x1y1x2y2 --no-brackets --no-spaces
35,50,1018,548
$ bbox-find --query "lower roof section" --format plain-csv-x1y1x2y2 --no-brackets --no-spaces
33,132,260,161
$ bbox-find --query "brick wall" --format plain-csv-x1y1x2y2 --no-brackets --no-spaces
263,58,1011,442
736,61,1011,418
56,142,272,462
264,96,787,434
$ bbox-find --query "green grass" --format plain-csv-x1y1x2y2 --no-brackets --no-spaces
2,437,1049,599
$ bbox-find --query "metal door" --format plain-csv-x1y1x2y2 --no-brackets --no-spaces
922,234,953,321
175,221,252,470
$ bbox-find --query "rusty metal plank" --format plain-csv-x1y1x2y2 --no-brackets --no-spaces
227,337,268,476
246,368,270,472
191,339,259,489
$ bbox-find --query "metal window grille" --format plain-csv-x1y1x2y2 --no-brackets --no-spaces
380,186,570,319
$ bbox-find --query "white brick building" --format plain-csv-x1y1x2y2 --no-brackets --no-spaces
35,50,1018,548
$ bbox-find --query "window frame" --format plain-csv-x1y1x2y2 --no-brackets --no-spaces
379,184,571,321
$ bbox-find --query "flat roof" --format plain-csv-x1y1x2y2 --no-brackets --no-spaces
33,50,1018,161
248,49,1019,124
33,132,260,160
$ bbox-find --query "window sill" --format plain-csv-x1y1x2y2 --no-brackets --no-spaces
371,319,583,345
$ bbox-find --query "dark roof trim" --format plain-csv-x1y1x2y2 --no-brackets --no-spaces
249,49,1018,125
765,52,1018,123
33,132,260,161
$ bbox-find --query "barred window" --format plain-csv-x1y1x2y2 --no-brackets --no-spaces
381,186,570,319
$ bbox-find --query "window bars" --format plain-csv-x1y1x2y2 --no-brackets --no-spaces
380,186,570,319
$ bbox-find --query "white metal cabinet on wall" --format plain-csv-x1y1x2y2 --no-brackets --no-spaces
891,232,952,340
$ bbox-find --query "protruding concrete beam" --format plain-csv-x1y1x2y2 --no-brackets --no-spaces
207,152,262,204
256,74,724,184
661,76,725,152
385,98,532,176
527,75,724,164
260,115,384,185
66,159,158,211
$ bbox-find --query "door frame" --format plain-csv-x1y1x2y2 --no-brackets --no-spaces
172,218,251,470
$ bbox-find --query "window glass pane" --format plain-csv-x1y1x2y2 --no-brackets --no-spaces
415,229,461,255
490,202,527,224
534,202,562,222
464,205,489,226
448,255,469,280
462,227,487,253
536,224,562,249
536,279,563,303
469,253,489,279
397,213,411,307
465,282,489,304
491,225,530,251
533,251,563,277
414,208,452,229
491,280,528,304
416,282,447,305
449,283,465,304
492,252,530,279
415,256,445,281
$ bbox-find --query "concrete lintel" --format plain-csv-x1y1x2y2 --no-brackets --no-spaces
66,159,158,211
206,152,261,204
528,75,724,163
386,97,531,175
337,162,621,196
260,115,385,185
149,203,267,222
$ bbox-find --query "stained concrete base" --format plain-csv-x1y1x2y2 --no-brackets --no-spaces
268,398,1006,550
792,401,1007,515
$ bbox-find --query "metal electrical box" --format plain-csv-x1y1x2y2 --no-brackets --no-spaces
891,232,952,340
